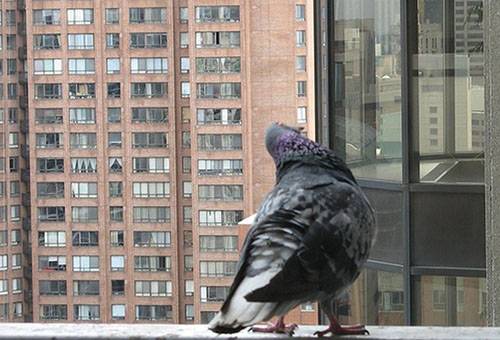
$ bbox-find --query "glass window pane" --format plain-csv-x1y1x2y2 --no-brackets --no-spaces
333,0,403,182
416,0,484,183
413,275,486,326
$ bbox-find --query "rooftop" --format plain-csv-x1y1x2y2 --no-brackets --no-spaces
0,324,498,340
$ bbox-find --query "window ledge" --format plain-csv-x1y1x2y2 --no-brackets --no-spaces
0,324,498,339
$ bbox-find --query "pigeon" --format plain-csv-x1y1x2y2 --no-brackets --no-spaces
209,123,376,336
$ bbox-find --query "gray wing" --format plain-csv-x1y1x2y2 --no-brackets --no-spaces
222,180,374,311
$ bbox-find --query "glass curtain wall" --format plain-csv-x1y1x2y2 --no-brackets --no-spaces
316,0,485,326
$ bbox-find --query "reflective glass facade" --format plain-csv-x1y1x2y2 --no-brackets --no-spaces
315,0,485,325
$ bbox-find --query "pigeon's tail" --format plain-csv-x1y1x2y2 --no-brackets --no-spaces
208,271,279,333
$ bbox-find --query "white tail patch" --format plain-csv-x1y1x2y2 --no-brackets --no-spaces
209,270,278,332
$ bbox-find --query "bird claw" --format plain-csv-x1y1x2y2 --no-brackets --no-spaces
250,322,298,336
314,324,369,337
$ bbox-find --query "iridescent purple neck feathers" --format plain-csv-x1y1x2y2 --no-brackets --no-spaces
265,123,328,166
274,131,328,164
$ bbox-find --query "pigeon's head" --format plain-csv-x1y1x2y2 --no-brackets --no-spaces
265,122,327,165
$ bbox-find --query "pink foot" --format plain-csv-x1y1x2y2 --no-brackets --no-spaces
314,323,369,337
250,318,298,336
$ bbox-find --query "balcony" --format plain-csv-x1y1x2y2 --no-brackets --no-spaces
0,324,498,339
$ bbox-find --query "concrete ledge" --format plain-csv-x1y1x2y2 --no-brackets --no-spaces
0,324,498,340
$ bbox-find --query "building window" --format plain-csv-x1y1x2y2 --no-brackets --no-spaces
106,33,120,49
132,182,170,198
34,59,62,75
131,82,167,98
196,83,241,99
39,280,67,296
182,157,192,174
67,9,94,25
134,256,171,272
109,182,122,197
181,57,190,73
184,256,193,272
38,231,65,247
297,81,306,97
200,286,230,303
74,305,99,321
38,256,66,271
105,9,119,24
296,4,305,21
182,131,191,148
73,280,99,296
72,256,99,272
134,231,171,247
10,181,19,198
181,82,191,98
111,305,125,320
111,256,124,272
200,261,237,277
12,278,22,294
296,55,306,71
110,207,124,222
71,182,97,198
112,280,125,296
133,157,169,173
132,108,168,123
185,305,194,321
195,31,240,48
183,181,192,198
34,83,62,99
180,32,189,48
183,206,192,223
296,30,306,47
133,207,170,223
130,33,167,49
67,34,94,50
197,134,242,151
33,9,61,25
108,107,121,123
199,236,238,252
197,108,241,125
195,6,240,23
107,83,121,98
69,108,96,124
135,305,172,321
71,207,98,223
11,230,20,246
71,158,97,173
107,58,120,74
40,305,67,320
196,57,241,73
35,109,63,124
72,231,98,247
38,206,65,222
69,83,95,99
109,157,123,173
179,7,188,23
132,132,168,148
37,182,65,199
198,159,243,176
297,107,307,123
185,280,194,297
70,133,97,149
131,57,168,74
135,281,172,297
129,8,167,24
67,58,95,74
110,231,124,247
36,158,64,173
33,34,61,49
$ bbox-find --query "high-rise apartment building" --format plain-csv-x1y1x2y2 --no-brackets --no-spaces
0,1,315,323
